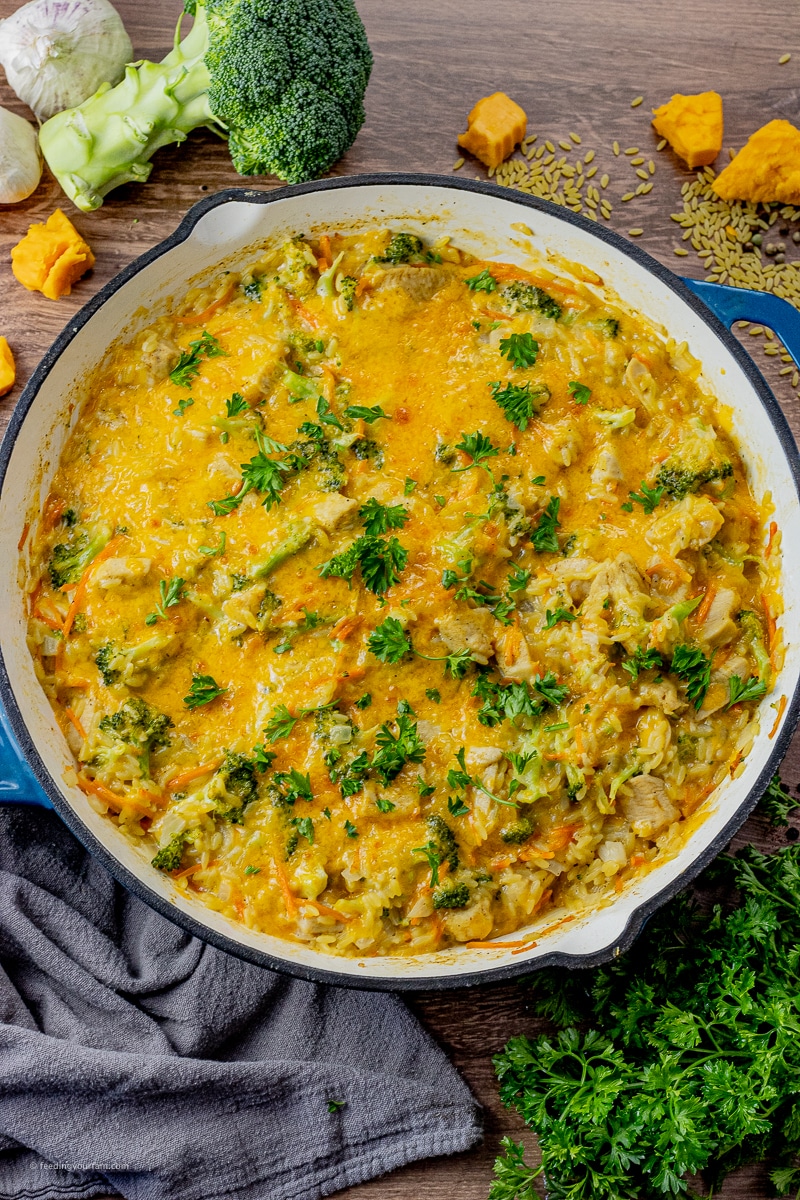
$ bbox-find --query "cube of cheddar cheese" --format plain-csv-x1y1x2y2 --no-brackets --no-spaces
11,209,95,301
0,338,15,397
458,92,527,170
713,119,800,204
651,91,723,169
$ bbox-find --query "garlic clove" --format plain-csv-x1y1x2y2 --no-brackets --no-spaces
0,107,42,204
0,0,133,122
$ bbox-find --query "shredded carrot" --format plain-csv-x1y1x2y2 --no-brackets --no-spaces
694,583,717,627
547,824,581,851
175,283,236,325
480,308,511,321
166,758,223,791
332,614,362,641
502,625,522,667
614,876,624,893
544,751,568,762
645,558,692,584
17,522,30,553
139,787,167,808
172,862,207,880
42,495,66,531
60,535,125,642
64,707,86,740
273,858,298,918
630,854,647,867
318,234,332,269
306,899,350,923
518,846,555,862
354,276,372,297
490,857,513,871
288,296,318,328
466,939,530,949
769,694,787,739
728,751,744,777
765,520,779,557
512,940,541,955
338,665,366,684
77,775,152,814
320,364,337,402
33,603,65,632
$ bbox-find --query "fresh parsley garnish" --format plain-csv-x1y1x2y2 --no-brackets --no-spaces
354,693,372,710
671,643,713,709
358,498,410,536
344,819,359,838
500,332,539,370
273,768,313,805
453,431,501,472
225,392,249,418
622,646,664,680
726,674,768,709
489,380,546,431
544,607,575,629
404,477,417,495
208,429,297,516
465,268,498,292
173,396,194,416
252,744,276,772
319,535,408,596
368,617,411,664
169,330,226,388
448,745,517,810
183,673,227,709
760,773,799,826
198,531,226,557
568,380,591,405
291,815,314,845
371,711,426,785
244,865,261,875
531,496,561,553
628,480,666,515
507,565,531,593
472,671,569,726
265,701,336,742
145,577,184,626
344,404,389,423
412,841,442,885
327,1099,346,1113
426,688,441,703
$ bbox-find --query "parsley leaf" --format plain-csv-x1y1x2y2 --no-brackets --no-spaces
507,565,531,593
198,531,226,557
291,815,314,844
358,498,410,536
489,380,547,431
760,773,799,826
544,607,575,629
368,617,411,663
404,477,417,495
465,268,498,292
371,711,426,785
169,330,226,388
344,404,389,423
265,701,336,742
500,332,539,370
622,646,664,680
412,841,442,884
628,480,665,515
671,643,713,709
726,674,768,709
319,535,408,596
448,745,517,809
208,429,296,516
453,431,501,472
173,396,194,416
145,577,184,626
568,380,591,405
344,819,359,838
273,768,313,805
183,672,227,709
531,496,561,553
225,392,249,417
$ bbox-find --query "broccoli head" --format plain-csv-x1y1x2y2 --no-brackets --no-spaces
209,750,260,821
500,817,534,844
501,281,562,321
432,881,471,910
338,276,357,311
591,317,620,338
49,525,111,588
427,814,459,872
374,233,426,265
99,698,173,754
313,706,355,745
656,419,733,499
152,832,188,872
39,0,373,211
738,609,771,683
95,643,121,687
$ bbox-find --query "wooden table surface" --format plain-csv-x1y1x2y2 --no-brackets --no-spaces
2,1,800,1196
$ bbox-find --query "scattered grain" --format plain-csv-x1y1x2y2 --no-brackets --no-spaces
613,141,620,155
570,132,582,144
640,182,654,194
674,247,689,256
779,53,791,64
748,326,764,335
559,139,573,151
624,147,639,155
621,192,635,202
545,140,555,153
629,228,644,236
648,160,656,175
656,138,667,151
600,173,610,189
631,156,645,165
452,158,465,170
631,96,644,107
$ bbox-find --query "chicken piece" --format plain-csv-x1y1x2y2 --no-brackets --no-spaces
625,356,658,412
619,774,679,838
435,608,494,664
634,678,684,715
441,893,494,942
93,556,151,589
494,626,536,681
373,266,450,302
466,746,504,769
646,495,724,559
591,445,624,486
140,337,180,386
700,654,749,716
308,493,358,531
698,587,739,648
584,551,650,653
550,556,602,604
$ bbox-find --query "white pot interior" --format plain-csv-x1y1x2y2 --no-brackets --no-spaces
2,179,798,985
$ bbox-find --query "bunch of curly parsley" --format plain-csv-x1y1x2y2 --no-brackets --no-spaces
490,775,800,1200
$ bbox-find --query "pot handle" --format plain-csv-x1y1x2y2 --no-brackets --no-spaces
681,278,800,368
0,702,52,808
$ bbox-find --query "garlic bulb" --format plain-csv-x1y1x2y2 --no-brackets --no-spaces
0,0,133,121
0,107,41,203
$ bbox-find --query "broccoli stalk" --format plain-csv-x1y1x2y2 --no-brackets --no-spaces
252,519,315,579
39,0,373,212
317,250,346,297
152,832,188,871
738,609,771,684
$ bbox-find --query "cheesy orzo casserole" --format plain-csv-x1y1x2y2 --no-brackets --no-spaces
24,227,779,956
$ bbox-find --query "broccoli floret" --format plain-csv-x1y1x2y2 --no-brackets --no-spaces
339,275,357,311
432,881,471,909
374,233,425,264
39,0,373,211
489,484,531,541
151,832,187,872
49,525,112,588
427,814,459,872
351,437,383,467
434,443,457,465
230,573,250,592
591,317,620,338
501,281,562,321
655,419,733,499
738,609,771,683
313,707,355,746
677,733,698,764
315,440,347,491
251,518,315,580
62,508,79,527
95,643,120,686
210,750,259,822
256,589,282,627
500,817,534,844
99,698,173,753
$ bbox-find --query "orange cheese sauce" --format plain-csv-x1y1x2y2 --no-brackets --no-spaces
24,228,774,957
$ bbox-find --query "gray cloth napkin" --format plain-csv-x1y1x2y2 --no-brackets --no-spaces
0,805,481,1200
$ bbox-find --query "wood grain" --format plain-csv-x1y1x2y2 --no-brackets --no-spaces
2,1,800,1195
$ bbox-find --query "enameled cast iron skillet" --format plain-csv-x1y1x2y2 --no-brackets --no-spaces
2,175,800,990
